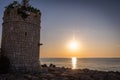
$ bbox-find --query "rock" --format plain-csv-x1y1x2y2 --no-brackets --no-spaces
41,78,47,80
49,64,56,68
41,64,48,68
0,67,120,80
79,75,93,80
31,76,39,80
24,74,32,79
54,77,68,80
105,73,120,80
7,74,16,80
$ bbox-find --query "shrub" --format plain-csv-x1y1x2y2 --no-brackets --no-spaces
0,54,10,74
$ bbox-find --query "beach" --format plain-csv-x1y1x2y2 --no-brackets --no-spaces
0,65,120,80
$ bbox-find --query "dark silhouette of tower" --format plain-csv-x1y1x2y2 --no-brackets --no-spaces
1,0,41,72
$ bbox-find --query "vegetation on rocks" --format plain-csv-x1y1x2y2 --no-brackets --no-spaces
5,1,20,9
5,1,41,19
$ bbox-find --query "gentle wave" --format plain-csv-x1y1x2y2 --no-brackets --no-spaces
40,58,120,71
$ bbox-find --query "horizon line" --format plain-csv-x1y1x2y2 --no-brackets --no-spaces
40,57,120,59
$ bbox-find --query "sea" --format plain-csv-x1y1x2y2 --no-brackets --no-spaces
40,58,120,72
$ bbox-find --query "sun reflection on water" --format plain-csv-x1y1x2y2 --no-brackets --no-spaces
72,57,77,69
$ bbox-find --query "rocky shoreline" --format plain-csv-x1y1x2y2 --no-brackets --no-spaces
0,64,120,80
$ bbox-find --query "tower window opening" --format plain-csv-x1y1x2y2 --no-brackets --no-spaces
25,32,27,36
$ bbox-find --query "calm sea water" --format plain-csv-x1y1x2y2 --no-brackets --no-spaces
40,58,120,71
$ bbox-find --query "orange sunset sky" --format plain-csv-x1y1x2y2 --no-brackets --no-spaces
0,0,120,58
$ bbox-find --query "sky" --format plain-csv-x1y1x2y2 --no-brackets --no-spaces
0,0,120,58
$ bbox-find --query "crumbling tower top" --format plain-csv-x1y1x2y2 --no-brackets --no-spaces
22,0,29,7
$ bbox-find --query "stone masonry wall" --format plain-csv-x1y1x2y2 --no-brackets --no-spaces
1,8,41,72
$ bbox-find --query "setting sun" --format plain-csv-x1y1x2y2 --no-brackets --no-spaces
69,41,78,50
68,39,80,51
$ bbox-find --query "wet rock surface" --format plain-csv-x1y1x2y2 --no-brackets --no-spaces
0,66,120,80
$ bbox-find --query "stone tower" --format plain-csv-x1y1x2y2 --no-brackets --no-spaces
1,0,41,72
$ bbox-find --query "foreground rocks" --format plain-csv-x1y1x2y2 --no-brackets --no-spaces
0,65,120,80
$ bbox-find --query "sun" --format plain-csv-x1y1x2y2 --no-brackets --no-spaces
68,40,79,50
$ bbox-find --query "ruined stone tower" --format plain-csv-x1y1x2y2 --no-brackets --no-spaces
1,0,41,72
